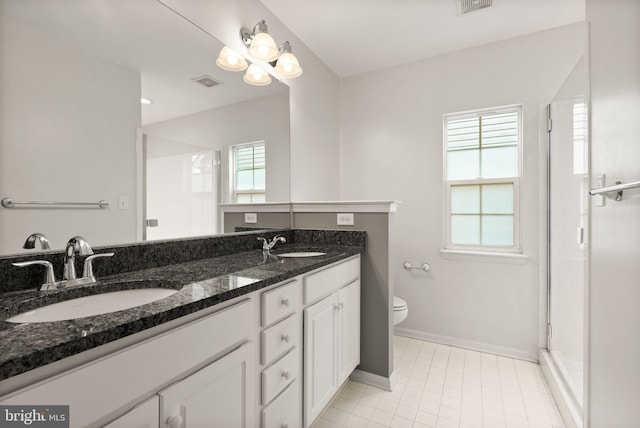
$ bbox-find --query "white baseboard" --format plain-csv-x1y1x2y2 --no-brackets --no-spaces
394,327,538,362
349,369,396,392
539,349,582,428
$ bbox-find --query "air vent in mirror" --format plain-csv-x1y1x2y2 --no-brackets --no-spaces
191,75,223,88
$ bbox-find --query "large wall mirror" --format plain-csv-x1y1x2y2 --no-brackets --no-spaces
0,0,290,255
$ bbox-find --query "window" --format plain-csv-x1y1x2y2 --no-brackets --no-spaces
231,142,265,203
444,106,521,252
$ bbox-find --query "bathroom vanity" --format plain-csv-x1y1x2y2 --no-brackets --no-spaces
0,233,363,428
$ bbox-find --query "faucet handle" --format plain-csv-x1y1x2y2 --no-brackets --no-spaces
82,252,114,278
13,260,56,285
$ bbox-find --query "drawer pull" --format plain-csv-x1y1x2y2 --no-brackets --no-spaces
281,370,290,380
167,415,183,428
281,424,289,428
281,334,290,343
281,297,289,307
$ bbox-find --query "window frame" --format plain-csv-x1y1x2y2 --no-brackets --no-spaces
230,141,266,203
443,105,523,254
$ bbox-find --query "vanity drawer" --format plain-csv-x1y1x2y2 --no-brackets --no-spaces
304,256,360,305
262,279,300,327
262,379,301,428
261,313,299,365
262,348,299,405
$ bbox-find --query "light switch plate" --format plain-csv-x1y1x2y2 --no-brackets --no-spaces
118,196,129,210
337,213,354,226
244,213,258,224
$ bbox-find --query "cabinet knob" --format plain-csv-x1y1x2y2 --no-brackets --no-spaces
281,423,289,428
281,297,289,307
281,334,290,343
333,303,340,311
167,415,183,428
281,370,290,380
339,301,344,309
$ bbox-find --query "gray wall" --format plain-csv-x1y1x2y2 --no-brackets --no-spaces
294,212,395,379
223,212,291,234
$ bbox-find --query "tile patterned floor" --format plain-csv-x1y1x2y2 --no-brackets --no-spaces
313,336,565,428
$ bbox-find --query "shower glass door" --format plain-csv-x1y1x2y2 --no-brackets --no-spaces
144,134,218,240
548,57,589,414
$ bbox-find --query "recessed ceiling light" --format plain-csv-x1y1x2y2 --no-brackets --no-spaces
140,98,153,105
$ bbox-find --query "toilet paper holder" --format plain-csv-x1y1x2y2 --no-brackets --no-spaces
403,261,431,272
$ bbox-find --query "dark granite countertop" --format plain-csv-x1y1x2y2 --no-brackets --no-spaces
0,244,362,382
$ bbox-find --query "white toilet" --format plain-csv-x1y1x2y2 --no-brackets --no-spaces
393,296,408,325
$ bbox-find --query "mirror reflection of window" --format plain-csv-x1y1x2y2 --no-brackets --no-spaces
232,142,266,203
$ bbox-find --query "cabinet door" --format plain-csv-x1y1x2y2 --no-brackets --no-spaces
159,341,254,428
303,293,338,426
337,279,360,385
104,396,159,428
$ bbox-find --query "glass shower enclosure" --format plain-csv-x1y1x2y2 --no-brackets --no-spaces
543,57,589,427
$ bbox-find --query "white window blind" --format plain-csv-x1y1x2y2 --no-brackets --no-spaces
232,142,265,203
444,106,521,252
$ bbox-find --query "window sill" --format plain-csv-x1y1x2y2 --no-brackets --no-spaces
440,249,529,264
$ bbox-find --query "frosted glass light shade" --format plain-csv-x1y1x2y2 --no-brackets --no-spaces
216,46,248,71
243,64,272,86
274,52,303,78
248,32,279,61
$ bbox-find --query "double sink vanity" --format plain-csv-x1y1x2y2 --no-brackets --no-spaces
0,229,365,428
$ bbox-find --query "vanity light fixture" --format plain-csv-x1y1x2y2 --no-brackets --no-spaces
274,41,302,78
216,46,248,71
240,20,279,62
243,64,272,86
216,20,303,85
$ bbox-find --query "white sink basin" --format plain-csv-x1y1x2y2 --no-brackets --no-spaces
6,288,178,323
277,252,326,258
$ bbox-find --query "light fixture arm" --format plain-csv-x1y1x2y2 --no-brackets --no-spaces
240,20,269,48
266,42,293,67
279,41,293,54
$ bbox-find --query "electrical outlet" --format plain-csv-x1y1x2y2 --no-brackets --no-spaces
337,213,354,226
244,213,257,224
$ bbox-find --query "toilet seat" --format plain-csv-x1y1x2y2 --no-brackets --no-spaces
394,296,407,311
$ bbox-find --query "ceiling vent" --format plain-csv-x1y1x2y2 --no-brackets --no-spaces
191,75,223,88
458,0,493,15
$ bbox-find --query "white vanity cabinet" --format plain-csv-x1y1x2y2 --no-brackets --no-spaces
303,255,361,427
1,298,255,428
103,396,160,428
159,341,254,428
258,279,303,428
0,253,362,428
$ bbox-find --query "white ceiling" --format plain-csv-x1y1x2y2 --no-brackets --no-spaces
260,0,585,78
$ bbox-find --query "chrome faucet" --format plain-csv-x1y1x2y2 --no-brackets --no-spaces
63,236,94,280
13,235,114,291
23,233,51,250
257,235,286,251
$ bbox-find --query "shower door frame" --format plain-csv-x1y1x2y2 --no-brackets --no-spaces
542,63,591,427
